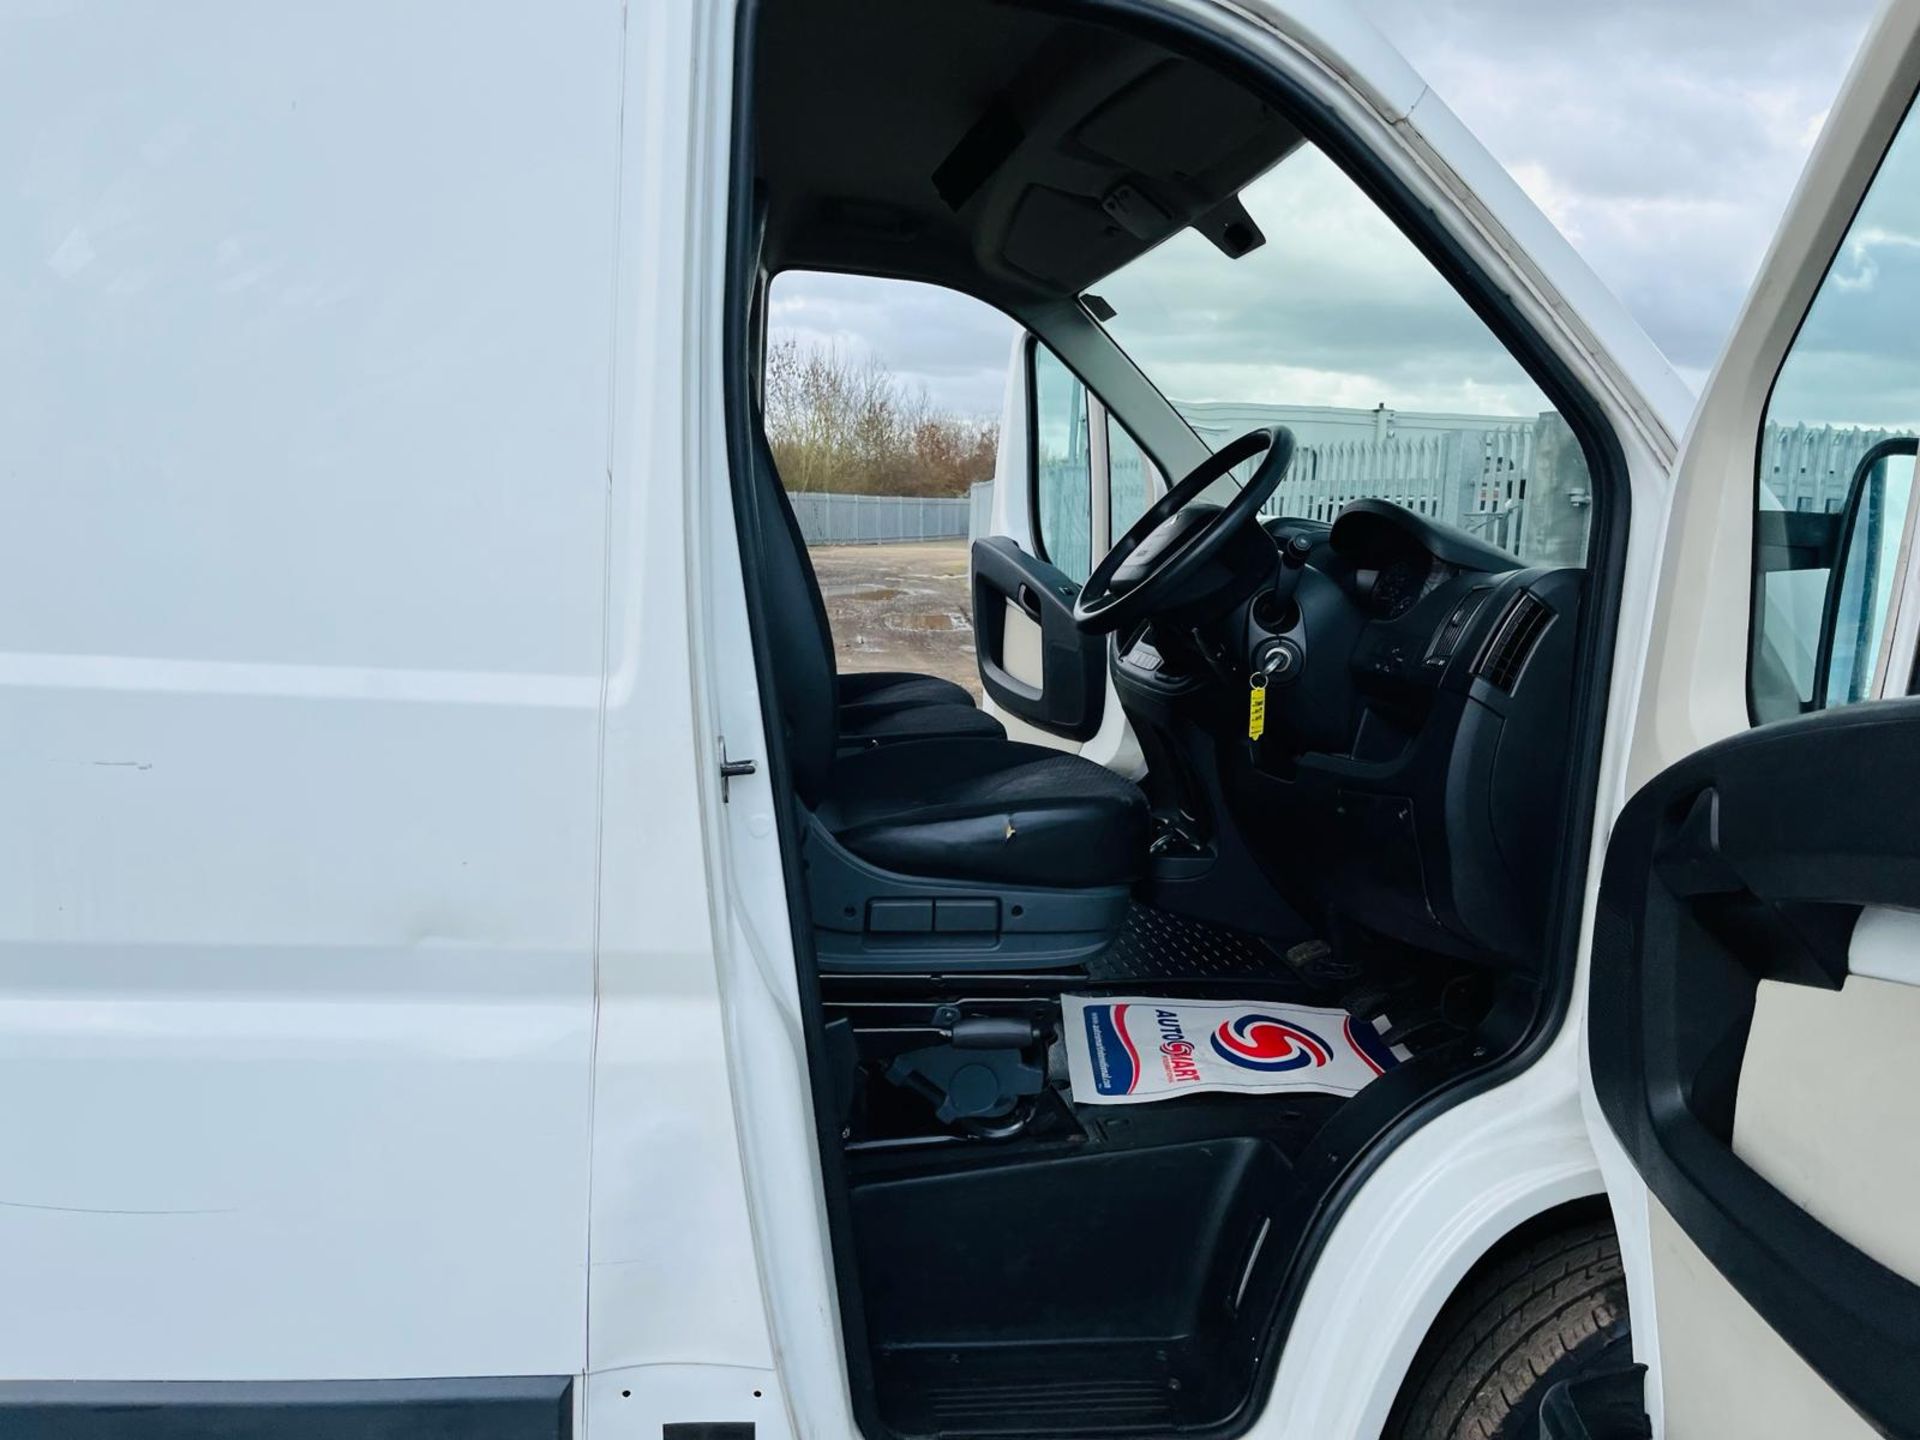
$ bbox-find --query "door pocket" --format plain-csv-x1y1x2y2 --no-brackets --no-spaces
1002,600,1045,690
970,536,1106,740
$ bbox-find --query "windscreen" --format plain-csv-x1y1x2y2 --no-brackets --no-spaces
1088,145,1590,569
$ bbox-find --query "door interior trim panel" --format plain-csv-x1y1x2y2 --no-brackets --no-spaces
1591,698,1920,1436
971,536,1106,740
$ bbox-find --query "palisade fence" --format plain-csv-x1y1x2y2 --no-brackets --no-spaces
1760,422,1903,513
789,490,971,546
1180,404,1594,566
1259,421,1901,544
1262,425,1537,552
801,413,1904,557
1222,415,1903,567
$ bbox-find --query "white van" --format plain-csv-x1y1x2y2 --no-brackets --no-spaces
5,1,1918,1437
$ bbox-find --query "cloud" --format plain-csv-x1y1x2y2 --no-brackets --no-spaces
1090,147,1553,415
769,271,1016,418
1771,120,1920,428
1356,0,1878,384
773,3,1885,428
1828,225,1920,292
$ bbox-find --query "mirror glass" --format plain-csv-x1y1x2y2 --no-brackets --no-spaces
1826,450,1916,706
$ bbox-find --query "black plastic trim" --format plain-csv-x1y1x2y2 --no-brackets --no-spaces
1591,698,1920,1437
1812,434,1918,710
971,535,1107,739
1536,1366,1651,1440
0,1377,573,1439
726,3,1633,1439
1331,496,1521,573
804,812,1131,971
1022,334,1052,571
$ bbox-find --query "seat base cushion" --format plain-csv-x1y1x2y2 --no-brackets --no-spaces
839,703,1007,749
818,738,1148,890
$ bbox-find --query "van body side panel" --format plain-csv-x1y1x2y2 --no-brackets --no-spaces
0,1,624,1382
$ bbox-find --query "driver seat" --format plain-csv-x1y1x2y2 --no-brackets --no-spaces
752,436,1150,971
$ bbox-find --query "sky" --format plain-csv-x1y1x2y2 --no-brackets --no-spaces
769,0,1881,421
1090,144,1556,417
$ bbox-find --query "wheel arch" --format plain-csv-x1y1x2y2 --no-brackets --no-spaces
1381,1194,1623,1438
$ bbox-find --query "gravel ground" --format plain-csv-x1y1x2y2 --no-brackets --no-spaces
809,539,980,697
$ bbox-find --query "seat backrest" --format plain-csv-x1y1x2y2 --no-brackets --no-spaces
750,423,839,805
739,184,838,805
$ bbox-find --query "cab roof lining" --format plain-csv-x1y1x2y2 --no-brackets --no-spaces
754,0,1302,307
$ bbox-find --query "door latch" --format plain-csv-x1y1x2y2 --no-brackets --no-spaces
717,736,757,803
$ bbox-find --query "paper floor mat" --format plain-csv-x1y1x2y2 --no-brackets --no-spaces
1063,994,1408,1104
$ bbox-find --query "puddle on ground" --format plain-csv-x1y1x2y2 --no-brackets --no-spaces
884,611,970,633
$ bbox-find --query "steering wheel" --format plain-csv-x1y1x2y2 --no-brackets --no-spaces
1073,426,1295,634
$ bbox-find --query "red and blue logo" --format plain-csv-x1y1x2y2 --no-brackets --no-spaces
1084,1003,1142,1095
1209,1014,1333,1071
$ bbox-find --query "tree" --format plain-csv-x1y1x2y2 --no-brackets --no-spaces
763,338,998,497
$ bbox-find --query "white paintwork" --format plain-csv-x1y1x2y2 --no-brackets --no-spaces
0,0,623,1379
585,1365,791,1440
1246,1023,1601,1440
586,0,781,1380
1579,2,1920,1433
0,0,783,1402
5,0,1897,1434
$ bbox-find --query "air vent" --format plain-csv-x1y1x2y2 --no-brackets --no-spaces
1473,591,1554,693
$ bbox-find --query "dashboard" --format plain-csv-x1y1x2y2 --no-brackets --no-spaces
1111,498,1584,967
1366,552,1445,620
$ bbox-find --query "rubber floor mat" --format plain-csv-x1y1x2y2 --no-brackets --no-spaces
1083,903,1281,983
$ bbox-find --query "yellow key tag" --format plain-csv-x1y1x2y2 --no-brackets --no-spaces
1248,674,1267,741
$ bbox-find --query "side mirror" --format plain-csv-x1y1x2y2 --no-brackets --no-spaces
1815,436,1918,708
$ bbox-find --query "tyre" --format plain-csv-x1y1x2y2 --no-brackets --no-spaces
1384,1216,1630,1440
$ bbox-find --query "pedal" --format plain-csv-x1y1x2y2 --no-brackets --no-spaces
1340,981,1395,1022
1378,1014,1445,1050
1283,937,1359,986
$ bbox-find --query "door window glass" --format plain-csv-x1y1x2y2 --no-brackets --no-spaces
1751,108,1920,722
1032,344,1093,582
764,271,1012,698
